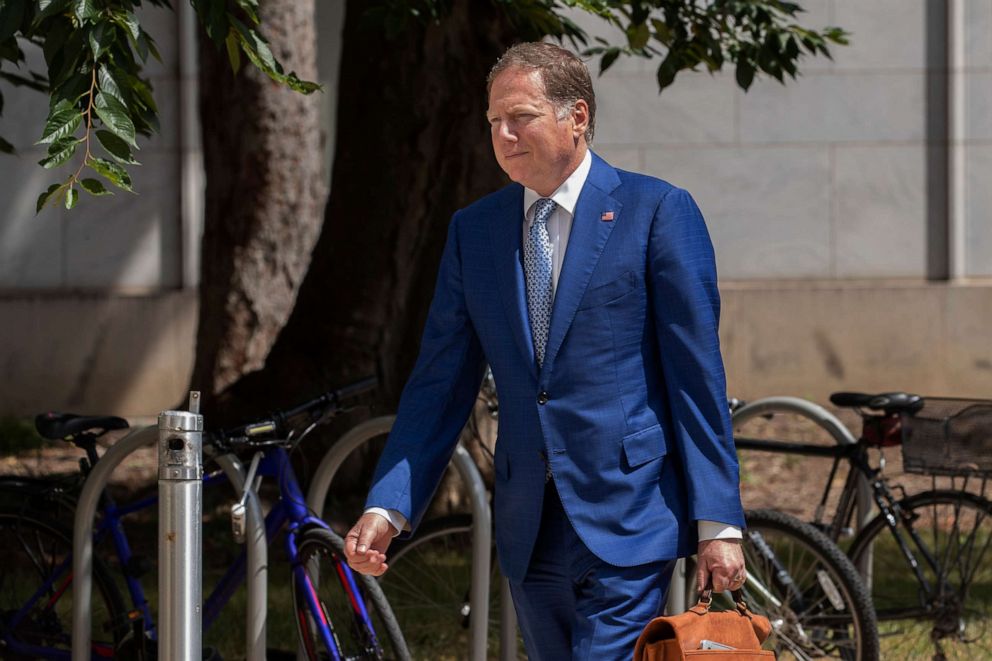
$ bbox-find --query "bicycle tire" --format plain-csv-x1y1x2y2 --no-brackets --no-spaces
848,489,992,661
292,526,410,661
690,509,879,660
379,514,513,659
0,509,127,659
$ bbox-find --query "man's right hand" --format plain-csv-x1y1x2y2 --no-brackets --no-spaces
344,512,397,576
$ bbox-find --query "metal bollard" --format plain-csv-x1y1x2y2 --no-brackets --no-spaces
158,392,204,660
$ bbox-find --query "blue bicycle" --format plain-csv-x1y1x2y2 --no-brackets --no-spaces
0,378,409,660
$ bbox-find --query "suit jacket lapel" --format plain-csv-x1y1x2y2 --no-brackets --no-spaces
490,185,539,380
542,154,622,373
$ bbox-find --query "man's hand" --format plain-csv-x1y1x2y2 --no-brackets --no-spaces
696,539,746,593
344,512,397,577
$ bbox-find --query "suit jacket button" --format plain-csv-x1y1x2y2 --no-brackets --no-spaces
537,391,549,405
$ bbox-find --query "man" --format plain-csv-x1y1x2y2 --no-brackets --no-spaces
345,42,746,659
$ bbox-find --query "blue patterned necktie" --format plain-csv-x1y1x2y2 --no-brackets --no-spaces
525,197,557,366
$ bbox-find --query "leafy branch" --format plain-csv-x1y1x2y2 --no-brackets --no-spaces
374,0,848,90
0,0,319,212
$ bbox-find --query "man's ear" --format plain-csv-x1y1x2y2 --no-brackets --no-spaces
571,99,590,138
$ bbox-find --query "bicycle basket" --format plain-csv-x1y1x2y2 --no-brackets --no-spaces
901,398,992,475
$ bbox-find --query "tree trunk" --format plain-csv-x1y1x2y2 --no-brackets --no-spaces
210,0,519,421
192,0,325,405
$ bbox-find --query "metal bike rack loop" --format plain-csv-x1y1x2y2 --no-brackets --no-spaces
72,425,157,661
731,396,870,530
72,424,268,660
306,415,494,661
214,453,268,661
158,395,204,660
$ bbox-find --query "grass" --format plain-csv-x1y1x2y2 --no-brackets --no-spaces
0,415,47,454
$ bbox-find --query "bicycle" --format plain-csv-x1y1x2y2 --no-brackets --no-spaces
0,377,411,660
733,391,992,660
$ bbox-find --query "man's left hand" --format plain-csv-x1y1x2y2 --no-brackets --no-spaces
696,539,746,593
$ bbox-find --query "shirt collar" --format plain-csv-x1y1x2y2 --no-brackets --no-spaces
523,149,593,219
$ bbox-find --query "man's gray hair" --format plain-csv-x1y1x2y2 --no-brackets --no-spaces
487,42,596,144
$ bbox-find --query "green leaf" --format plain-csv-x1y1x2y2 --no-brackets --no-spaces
231,16,278,72
65,186,78,209
628,22,650,51
116,11,140,41
735,60,755,90
656,53,679,90
599,48,621,76
37,99,82,145
36,182,65,213
36,0,72,22
225,29,241,73
87,22,111,58
73,0,99,21
93,92,137,147
97,65,124,103
80,177,111,196
89,157,134,192
138,30,161,62
234,0,259,24
95,129,139,164
38,136,80,168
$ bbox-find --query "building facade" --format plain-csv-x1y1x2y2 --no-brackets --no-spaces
0,1,989,416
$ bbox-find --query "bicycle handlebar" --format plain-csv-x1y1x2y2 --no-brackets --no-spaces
209,375,378,450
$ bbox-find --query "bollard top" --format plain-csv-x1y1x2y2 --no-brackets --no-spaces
158,410,204,432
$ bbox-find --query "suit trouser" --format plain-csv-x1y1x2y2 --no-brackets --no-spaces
508,481,676,661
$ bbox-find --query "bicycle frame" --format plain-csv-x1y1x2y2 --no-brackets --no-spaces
3,445,375,660
735,431,957,613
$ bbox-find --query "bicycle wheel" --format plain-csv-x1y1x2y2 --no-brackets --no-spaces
292,526,410,661
0,509,126,659
690,509,879,660
378,514,516,660
848,489,992,660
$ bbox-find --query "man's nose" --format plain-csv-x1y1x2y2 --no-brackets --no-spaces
497,121,517,143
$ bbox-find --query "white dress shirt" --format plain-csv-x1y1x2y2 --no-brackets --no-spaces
368,149,740,542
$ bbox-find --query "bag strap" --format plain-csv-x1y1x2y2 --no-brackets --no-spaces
695,585,752,617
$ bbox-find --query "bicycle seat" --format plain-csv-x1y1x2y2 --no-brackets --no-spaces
829,391,924,414
34,412,129,440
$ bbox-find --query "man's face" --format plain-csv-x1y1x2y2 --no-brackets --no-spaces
487,67,588,196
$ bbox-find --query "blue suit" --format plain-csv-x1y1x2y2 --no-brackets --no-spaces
367,153,744,653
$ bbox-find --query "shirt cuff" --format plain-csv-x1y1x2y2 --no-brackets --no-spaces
365,507,408,537
698,520,743,541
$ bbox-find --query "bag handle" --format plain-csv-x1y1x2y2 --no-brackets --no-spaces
695,582,751,615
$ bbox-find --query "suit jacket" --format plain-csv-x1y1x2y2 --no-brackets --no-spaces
366,153,745,582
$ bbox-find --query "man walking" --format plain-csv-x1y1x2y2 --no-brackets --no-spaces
345,42,746,659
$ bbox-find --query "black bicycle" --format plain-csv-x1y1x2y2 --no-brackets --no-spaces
733,392,992,661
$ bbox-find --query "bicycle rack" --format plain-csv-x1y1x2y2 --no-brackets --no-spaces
71,426,267,661
214,453,268,661
72,424,157,661
306,415,505,661
731,396,869,527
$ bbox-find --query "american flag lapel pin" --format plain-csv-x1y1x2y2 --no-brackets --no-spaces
600,211,615,222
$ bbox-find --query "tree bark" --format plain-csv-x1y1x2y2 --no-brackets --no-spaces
192,0,325,405
210,0,519,421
